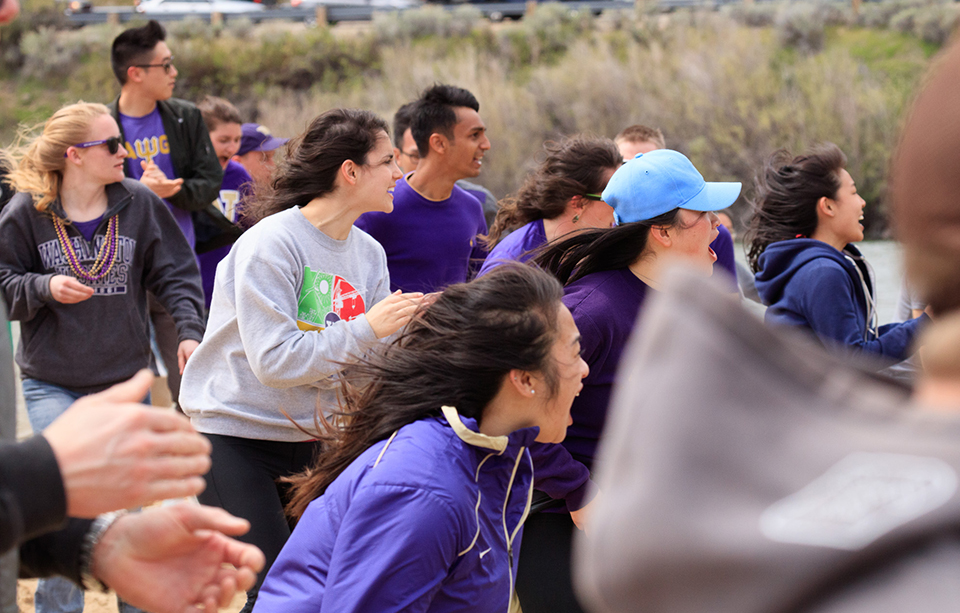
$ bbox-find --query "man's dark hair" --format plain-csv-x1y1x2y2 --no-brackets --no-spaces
111,20,166,85
392,102,417,150
410,84,479,157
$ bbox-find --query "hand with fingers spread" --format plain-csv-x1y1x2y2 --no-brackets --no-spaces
93,504,265,613
139,160,184,199
42,369,211,517
366,290,426,338
50,275,95,304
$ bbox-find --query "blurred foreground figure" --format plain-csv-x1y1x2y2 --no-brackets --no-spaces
574,40,960,613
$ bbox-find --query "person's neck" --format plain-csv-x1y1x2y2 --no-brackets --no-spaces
542,210,579,242
406,160,461,201
628,255,662,290
60,172,108,221
809,230,847,253
117,88,159,118
299,196,358,241
477,392,534,439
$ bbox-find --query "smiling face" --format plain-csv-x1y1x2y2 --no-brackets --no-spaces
667,209,721,276
531,304,590,444
357,131,402,215
829,168,867,244
69,113,128,186
209,121,243,170
445,106,490,180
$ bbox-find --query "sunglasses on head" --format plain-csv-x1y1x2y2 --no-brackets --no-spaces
65,136,123,157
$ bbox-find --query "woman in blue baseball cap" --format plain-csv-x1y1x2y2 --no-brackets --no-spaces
746,143,926,366
515,149,741,613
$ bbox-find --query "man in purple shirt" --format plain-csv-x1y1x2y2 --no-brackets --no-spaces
106,21,219,413
356,85,490,293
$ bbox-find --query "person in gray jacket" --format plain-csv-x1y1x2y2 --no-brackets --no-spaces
0,101,205,613
574,38,960,613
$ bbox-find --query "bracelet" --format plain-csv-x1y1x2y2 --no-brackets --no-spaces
79,510,128,592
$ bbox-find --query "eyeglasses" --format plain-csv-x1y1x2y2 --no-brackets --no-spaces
582,193,604,201
133,57,175,74
399,149,420,162
64,136,123,157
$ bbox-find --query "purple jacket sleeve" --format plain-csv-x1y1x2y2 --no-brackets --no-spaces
711,225,737,281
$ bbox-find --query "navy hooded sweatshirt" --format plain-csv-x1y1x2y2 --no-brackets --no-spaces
755,239,925,361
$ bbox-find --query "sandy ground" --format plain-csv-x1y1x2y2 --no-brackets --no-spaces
16,579,247,613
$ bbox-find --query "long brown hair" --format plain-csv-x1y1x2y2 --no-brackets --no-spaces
2,102,110,214
284,264,564,519
486,137,622,246
246,108,388,223
744,143,847,272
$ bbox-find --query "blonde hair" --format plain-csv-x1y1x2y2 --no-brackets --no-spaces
2,102,112,214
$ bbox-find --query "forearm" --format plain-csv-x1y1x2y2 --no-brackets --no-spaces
0,436,68,553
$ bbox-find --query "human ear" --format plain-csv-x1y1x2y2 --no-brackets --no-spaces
509,369,537,398
340,159,359,186
429,133,446,156
649,224,672,248
817,195,834,216
126,66,142,84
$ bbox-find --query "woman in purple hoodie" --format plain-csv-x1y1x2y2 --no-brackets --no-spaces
253,264,589,613
746,144,926,362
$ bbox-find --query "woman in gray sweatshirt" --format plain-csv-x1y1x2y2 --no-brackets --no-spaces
178,108,425,612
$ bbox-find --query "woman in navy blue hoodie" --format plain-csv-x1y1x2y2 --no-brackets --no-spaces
253,264,589,613
747,143,926,361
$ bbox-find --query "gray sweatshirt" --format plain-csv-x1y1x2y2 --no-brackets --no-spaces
180,207,390,441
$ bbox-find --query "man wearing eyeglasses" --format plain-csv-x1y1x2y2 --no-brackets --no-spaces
106,21,221,417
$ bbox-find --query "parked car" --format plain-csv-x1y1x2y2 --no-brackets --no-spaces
289,0,416,9
135,0,265,13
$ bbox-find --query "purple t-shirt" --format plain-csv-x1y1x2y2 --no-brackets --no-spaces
712,224,736,281
72,216,103,243
477,219,547,278
197,160,250,310
119,107,195,248
355,175,488,293
562,267,650,468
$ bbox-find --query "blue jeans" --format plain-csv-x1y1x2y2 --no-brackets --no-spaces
22,378,147,613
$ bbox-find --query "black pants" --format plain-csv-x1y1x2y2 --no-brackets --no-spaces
516,512,586,613
199,433,321,613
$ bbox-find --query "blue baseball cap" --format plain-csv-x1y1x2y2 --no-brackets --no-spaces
237,123,288,156
602,149,742,224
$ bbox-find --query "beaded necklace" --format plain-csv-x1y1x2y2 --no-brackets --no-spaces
52,215,120,283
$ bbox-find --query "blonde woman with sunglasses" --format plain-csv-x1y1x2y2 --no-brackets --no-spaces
0,102,206,609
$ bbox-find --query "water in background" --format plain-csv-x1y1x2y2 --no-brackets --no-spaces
734,240,907,324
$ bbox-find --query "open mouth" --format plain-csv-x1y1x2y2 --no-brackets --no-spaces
708,246,717,262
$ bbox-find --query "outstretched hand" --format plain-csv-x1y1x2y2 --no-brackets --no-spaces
366,290,426,338
43,370,211,517
94,504,266,613
140,160,184,199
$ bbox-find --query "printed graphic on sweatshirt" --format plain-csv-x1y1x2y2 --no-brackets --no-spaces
37,235,137,296
124,135,171,165
297,267,365,332
216,189,242,224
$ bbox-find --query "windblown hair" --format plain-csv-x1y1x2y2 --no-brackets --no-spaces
410,84,479,157
615,124,665,150
284,264,564,519
2,102,110,215
534,209,682,285
486,137,622,246
111,20,166,85
392,101,417,150
197,95,242,132
745,143,847,272
246,108,388,223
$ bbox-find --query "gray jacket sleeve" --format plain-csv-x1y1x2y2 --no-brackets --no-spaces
234,251,379,389
140,194,205,344
0,195,55,322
